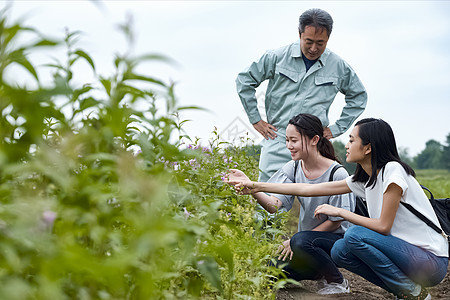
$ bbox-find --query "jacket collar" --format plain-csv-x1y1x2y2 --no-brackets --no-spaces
292,39,330,66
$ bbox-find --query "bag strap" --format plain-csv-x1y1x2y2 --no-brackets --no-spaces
400,202,444,235
293,160,299,183
328,164,343,182
399,187,448,240
420,185,436,206
293,161,343,183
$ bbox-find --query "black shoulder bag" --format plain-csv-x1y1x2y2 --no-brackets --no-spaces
292,161,369,217
400,186,450,245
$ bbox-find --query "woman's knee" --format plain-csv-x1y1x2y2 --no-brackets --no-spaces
342,225,369,245
290,231,314,252
331,227,368,267
330,239,347,265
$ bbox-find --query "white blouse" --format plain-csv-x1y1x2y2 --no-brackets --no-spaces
346,161,448,257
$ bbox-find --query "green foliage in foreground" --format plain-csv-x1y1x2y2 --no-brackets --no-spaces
0,11,287,299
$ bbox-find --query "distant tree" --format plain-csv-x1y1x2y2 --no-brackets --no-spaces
398,146,416,168
414,139,443,169
332,141,356,174
442,133,450,171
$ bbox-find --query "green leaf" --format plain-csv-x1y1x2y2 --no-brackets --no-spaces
31,39,59,47
100,78,112,96
43,63,65,71
195,257,222,292
127,126,141,133
11,53,39,81
122,72,165,86
116,83,146,98
71,85,94,103
114,55,122,68
215,243,234,279
178,119,191,126
79,97,99,111
177,105,207,112
2,23,22,46
75,49,96,71
187,273,204,297
65,30,83,41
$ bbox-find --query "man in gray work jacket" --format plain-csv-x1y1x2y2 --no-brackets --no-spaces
236,8,368,182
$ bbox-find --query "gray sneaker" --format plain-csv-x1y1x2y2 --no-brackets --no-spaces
317,278,350,295
316,277,327,290
394,286,431,300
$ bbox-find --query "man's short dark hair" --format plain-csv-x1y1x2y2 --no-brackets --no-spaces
299,8,333,37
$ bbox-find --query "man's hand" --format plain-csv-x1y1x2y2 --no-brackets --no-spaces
277,239,294,261
323,127,333,140
253,120,278,140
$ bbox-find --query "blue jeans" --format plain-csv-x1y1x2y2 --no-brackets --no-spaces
278,231,344,283
331,226,448,296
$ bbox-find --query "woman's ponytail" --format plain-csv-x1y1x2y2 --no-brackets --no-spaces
317,136,340,163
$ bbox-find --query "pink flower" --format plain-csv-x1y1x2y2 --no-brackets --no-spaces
183,207,191,218
42,210,57,231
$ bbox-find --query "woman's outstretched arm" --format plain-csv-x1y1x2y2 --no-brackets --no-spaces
226,169,282,213
229,178,351,197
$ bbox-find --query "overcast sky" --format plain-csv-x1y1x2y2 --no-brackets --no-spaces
3,1,450,156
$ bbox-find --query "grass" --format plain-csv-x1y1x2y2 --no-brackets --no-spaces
416,169,450,199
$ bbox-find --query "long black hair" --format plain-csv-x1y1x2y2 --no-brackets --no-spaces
288,113,340,163
352,118,415,188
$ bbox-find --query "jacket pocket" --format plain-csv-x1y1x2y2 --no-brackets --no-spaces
315,75,338,86
276,67,299,83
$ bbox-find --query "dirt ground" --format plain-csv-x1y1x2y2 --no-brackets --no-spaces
276,265,450,299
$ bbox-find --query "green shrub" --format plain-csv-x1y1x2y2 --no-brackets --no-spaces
0,11,287,299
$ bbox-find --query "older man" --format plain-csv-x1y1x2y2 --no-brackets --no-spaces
236,8,367,181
